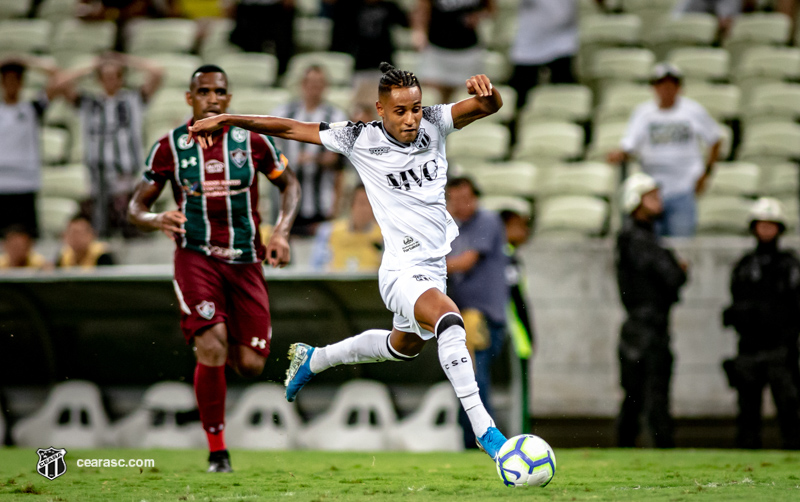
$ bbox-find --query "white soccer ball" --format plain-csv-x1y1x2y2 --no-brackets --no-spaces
495,434,556,487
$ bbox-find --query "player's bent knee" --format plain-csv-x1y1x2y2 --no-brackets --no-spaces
435,312,465,341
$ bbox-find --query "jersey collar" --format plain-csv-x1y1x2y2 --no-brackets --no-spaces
381,122,412,149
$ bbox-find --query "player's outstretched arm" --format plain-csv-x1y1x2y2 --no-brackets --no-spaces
451,74,503,130
127,179,187,238
265,167,301,268
189,114,322,148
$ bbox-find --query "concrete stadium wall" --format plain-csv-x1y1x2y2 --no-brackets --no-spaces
525,236,800,419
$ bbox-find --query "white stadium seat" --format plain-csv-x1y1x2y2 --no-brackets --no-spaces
226,383,302,450
390,382,463,452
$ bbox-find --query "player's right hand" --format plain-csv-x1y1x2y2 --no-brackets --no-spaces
155,211,187,239
189,115,225,148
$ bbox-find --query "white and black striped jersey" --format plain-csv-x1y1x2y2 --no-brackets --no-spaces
318,103,459,271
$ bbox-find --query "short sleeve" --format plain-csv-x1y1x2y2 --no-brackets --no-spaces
692,102,721,145
319,121,365,156
253,133,289,180
141,138,174,185
423,104,456,137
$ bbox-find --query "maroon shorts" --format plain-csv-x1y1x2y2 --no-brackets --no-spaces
173,247,272,357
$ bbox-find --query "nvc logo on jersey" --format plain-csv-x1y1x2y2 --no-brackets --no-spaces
386,160,440,191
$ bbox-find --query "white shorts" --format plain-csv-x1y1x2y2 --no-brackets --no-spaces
378,257,447,340
418,45,485,87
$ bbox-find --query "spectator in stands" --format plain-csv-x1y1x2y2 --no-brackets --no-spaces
55,215,115,268
0,225,47,270
0,56,61,239
674,0,742,39
412,0,494,104
310,184,383,271
227,0,296,76
608,63,721,238
722,198,800,450
616,173,687,448
55,52,164,239
446,176,509,448
272,66,348,236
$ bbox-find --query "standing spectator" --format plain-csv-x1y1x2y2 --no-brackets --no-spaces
227,0,296,76
412,0,494,104
311,184,383,271
674,0,742,39
446,176,509,448
0,225,47,270
608,63,721,237
509,0,590,111
616,173,688,448
272,66,348,236
0,56,61,238
55,215,115,268
55,52,163,239
722,198,800,450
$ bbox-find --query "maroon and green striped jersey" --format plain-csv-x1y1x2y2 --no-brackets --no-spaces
142,122,288,264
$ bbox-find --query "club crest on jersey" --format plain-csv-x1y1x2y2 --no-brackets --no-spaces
369,147,390,156
414,128,431,150
231,127,248,143
231,148,247,168
205,159,225,174
178,134,194,150
36,447,67,480
402,235,420,253
196,301,215,320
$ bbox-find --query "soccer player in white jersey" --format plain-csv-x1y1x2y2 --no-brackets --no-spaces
189,62,508,459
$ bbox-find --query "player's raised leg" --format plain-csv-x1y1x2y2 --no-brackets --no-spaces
193,324,232,473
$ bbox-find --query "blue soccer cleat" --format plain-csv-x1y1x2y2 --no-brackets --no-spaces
284,343,317,402
476,425,507,460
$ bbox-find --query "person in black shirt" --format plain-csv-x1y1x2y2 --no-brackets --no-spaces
616,173,688,448
722,197,800,450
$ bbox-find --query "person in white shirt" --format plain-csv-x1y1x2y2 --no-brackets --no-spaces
608,63,721,237
189,62,510,460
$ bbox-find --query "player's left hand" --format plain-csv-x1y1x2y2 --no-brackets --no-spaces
189,115,225,148
466,74,493,98
266,232,291,268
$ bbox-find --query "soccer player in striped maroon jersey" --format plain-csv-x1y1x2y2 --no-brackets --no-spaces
128,65,301,473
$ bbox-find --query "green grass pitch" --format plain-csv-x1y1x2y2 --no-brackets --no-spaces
1,448,799,501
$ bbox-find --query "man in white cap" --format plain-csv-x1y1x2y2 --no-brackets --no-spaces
616,173,688,448
608,62,721,237
722,197,800,449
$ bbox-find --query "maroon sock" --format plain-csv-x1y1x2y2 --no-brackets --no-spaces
194,362,227,452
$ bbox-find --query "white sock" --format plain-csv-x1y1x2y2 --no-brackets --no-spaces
437,318,493,438
309,329,413,373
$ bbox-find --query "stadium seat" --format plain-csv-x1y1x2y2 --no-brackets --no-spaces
481,195,532,217
211,52,278,89
231,88,292,115
621,0,677,33
447,122,511,163
535,195,609,238
737,122,800,165
593,84,651,123
132,54,202,90
742,83,800,125
469,161,538,197
41,126,70,166
41,164,89,201
588,48,655,97
477,12,518,52
513,122,584,165
535,162,616,199
146,89,193,128
51,20,116,58
391,25,414,51
682,83,741,122
483,50,512,83
450,85,517,122
127,19,199,55
0,0,32,19
0,19,51,55
199,18,240,61
696,195,753,235
586,121,628,161
779,196,799,233
38,197,80,237
667,47,730,84
578,14,642,77
394,50,419,76
519,85,592,125
325,86,354,113
299,380,397,451
226,383,302,450
13,381,111,448
646,13,717,60
283,52,355,89
706,161,760,197
36,0,74,23
296,0,321,16
725,13,792,65
112,382,204,448
734,47,800,100
390,382,463,452
295,16,333,52
760,162,799,197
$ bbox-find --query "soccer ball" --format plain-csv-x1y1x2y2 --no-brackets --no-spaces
495,434,556,487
